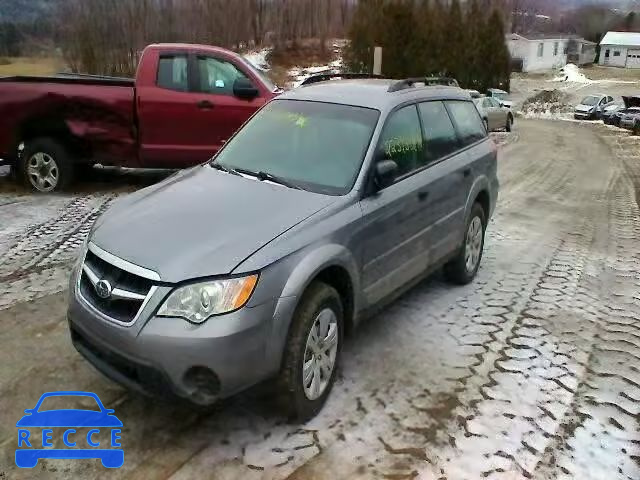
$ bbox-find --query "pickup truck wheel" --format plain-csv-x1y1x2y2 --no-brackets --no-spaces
445,203,486,285
277,282,343,421
20,138,74,193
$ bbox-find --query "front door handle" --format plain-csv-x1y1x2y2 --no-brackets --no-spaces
197,100,215,110
417,191,429,201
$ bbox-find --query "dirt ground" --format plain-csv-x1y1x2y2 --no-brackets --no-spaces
0,121,639,479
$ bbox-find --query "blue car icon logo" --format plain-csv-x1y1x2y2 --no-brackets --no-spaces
16,391,123,468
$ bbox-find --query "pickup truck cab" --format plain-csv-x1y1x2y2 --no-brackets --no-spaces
0,43,278,192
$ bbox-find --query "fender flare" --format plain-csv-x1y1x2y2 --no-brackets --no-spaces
265,244,361,370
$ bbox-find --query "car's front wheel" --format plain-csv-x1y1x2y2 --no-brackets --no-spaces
277,282,343,421
445,202,486,285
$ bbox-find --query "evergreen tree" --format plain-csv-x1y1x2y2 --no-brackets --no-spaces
464,0,485,89
380,0,418,78
446,0,466,80
480,9,511,92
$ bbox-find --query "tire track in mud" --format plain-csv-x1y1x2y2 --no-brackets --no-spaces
0,195,116,310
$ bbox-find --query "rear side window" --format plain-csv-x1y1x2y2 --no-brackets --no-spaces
446,101,487,146
378,105,424,177
197,56,248,95
418,101,459,163
157,55,188,92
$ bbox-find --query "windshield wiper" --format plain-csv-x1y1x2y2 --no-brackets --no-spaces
235,168,302,190
210,163,241,176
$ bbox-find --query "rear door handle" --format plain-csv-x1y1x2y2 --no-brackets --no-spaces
197,100,214,110
463,168,472,178
417,191,429,201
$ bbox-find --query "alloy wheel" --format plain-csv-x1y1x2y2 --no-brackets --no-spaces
27,152,59,192
465,216,483,273
302,308,339,401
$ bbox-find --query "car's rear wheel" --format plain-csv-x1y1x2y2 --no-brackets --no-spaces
633,121,640,136
445,202,486,285
506,114,513,132
18,138,74,193
277,282,343,421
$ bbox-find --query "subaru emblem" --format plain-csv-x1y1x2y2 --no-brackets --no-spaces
95,280,112,299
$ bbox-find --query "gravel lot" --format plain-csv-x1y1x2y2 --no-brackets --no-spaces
0,120,639,480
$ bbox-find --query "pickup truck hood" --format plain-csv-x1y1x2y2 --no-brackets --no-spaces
91,167,335,282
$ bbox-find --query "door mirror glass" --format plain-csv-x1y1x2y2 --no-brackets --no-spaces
233,77,259,99
375,160,398,190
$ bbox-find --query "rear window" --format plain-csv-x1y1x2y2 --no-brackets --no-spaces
446,100,487,146
157,55,188,92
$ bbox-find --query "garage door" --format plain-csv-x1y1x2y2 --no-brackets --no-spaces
627,50,640,68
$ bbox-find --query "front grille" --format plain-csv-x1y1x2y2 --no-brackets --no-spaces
79,249,154,325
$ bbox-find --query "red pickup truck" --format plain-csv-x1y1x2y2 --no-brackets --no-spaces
0,43,279,192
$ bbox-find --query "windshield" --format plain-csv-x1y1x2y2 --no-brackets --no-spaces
581,96,600,106
213,100,380,195
242,59,278,92
492,92,507,101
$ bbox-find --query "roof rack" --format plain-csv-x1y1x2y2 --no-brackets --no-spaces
388,77,460,93
300,73,383,87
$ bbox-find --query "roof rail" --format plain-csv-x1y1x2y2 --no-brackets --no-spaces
388,76,460,93
300,73,383,87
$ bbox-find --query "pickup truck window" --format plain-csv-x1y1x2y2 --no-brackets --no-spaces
197,56,248,96
157,55,189,92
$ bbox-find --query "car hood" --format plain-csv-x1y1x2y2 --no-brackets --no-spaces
92,167,336,282
16,410,123,428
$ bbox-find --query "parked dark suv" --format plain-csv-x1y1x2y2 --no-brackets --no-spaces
68,76,499,420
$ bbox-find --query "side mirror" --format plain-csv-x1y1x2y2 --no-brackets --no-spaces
374,159,398,190
233,77,259,100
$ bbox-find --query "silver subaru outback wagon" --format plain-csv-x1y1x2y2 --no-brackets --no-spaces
68,76,499,421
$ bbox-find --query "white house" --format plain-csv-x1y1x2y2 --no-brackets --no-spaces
506,33,596,73
599,31,640,68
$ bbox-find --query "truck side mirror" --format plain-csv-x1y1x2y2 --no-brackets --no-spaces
233,78,259,100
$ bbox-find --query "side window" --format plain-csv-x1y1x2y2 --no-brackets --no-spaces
489,98,500,108
446,101,487,146
418,101,460,164
197,56,248,95
378,105,424,178
483,98,492,108
157,55,188,92
537,43,544,57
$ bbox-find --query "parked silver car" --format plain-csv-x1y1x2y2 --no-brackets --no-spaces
487,88,513,109
574,94,615,120
474,96,514,132
68,77,499,420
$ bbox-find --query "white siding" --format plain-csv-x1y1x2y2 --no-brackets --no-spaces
522,39,568,72
600,45,637,67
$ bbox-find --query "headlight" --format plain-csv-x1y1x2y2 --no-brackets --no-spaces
157,275,258,323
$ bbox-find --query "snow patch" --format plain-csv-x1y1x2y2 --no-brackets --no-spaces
551,64,591,84
244,47,272,71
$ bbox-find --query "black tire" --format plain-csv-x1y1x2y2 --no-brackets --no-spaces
18,138,74,192
633,121,640,136
277,282,344,421
506,114,513,132
445,202,486,285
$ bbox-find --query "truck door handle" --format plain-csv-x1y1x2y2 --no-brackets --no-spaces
417,191,429,201
197,100,214,110
463,168,471,178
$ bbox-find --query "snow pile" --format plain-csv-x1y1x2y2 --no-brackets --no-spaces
244,47,272,71
519,89,573,119
552,63,591,84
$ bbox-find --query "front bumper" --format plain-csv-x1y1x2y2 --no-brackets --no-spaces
68,280,286,404
574,111,594,119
